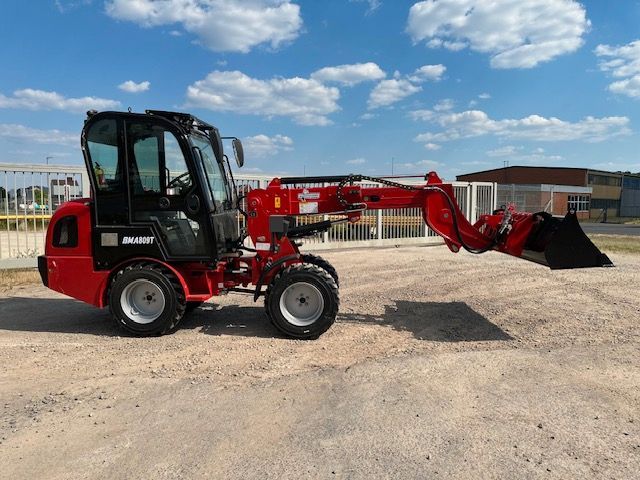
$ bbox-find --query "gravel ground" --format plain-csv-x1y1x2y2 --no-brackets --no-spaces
1,245,639,479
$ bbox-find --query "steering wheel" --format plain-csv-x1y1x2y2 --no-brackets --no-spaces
167,172,191,189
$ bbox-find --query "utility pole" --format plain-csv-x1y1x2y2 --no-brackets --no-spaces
46,156,54,165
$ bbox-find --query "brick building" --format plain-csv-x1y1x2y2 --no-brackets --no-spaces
457,166,627,218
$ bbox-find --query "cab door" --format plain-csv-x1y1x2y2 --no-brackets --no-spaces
125,120,212,259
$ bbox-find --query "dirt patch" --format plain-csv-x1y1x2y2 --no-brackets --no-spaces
1,245,639,479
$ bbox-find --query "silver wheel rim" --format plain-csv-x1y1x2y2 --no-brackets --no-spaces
120,279,166,324
279,282,324,327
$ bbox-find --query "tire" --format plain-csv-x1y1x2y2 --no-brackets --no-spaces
108,262,186,336
185,301,203,313
265,263,339,339
301,253,340,287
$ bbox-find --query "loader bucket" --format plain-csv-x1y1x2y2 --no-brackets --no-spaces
520,211,613,269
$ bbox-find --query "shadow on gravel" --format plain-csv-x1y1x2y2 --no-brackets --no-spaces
181,304,277,338
340,301,512,342
0,297,511,342
0,296,116,336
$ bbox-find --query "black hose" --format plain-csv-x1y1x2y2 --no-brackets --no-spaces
253,254,299,301
336,174,497,254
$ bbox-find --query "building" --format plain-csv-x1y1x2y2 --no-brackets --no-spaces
457,166,629,218
495,183,592,219
50,177,82,208
621,173,640,217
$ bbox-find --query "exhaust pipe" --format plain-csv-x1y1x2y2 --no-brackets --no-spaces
520,211,613,269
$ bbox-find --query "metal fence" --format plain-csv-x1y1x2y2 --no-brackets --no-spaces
0,163,496,267
0,164,90,267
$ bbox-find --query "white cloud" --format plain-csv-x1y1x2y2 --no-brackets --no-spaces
243,134,293,158
590,160,640,173
346,158,366,165
0,88,120,113
395,159,443,172
595,40,640,98
55,0,92,13
486,145,520,157
424,142,441,151
185,70,340,126
485,145,563,164
105,0,303,53
368,78,422,109
408,109,435,121
118,80,150,93
360,112,378,120
478,93,491,99
414,109,631,144
407,0,590,69
433,98,454,111
0,124,77,146
408,64,446,82
351,0,382,14
311,62,386,86
367,64,445,109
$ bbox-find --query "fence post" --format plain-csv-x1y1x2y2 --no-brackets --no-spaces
470,183,478,223
376,210,382,240
81,170,91,197
492,182,498,211
322,183,329,244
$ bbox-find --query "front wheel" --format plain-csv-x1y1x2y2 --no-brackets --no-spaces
108,263,186,336
265,263,339,339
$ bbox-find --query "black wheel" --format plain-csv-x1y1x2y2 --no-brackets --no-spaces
301,253,340,287
108,262,186,336
185,301,204,313
265,263,339,339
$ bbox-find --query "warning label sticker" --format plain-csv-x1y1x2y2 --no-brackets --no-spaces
298,192,320,201
299,202,319,214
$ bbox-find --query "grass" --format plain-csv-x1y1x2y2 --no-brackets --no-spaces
589,234,640,255
581,217,640,225
0,269,41,289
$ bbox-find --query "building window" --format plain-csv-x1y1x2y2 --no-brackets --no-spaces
568,195,590,212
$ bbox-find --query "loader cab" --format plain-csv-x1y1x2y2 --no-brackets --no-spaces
81,110,242,269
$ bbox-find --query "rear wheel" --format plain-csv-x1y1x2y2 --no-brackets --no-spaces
301,253,340,287
109,263,185,336
265,263,339,339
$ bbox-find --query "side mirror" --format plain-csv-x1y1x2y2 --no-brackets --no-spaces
232,138,244,168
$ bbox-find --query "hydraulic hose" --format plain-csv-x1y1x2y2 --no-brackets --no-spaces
336,174,497,255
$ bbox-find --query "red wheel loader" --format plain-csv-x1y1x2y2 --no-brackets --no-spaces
38,110,613,338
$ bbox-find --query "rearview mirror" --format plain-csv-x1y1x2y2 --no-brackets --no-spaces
232,138,244,168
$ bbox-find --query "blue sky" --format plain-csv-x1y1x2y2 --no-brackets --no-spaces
1,0,640,180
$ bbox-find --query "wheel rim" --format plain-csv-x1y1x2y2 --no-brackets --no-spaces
120,279,166,324
279,282,324,327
